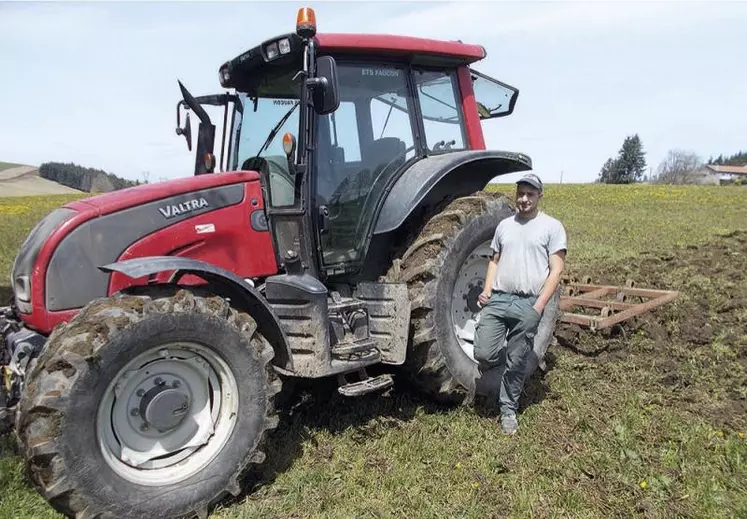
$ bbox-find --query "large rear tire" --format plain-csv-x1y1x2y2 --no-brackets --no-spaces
16,286,281,519
386,192,515,403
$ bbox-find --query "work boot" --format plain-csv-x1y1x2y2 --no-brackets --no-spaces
500,413,519,435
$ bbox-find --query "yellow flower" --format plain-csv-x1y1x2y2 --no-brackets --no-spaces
640,480,648,490
717,431,724,439
738,432,745,440
472,482,480,489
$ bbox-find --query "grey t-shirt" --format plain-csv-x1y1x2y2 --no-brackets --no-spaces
490,211,567,296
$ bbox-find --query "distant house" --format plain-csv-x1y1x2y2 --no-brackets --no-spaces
690,164,747,185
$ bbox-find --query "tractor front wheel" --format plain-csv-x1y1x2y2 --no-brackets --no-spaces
16,287,281,519
387,192,515,403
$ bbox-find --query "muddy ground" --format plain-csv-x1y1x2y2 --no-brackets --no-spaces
548,229,747,432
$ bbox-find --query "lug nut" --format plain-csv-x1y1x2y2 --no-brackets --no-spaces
172,380,181,388
136,389,145,397
140,423,149,432
130,408,139,416
154,377,164,386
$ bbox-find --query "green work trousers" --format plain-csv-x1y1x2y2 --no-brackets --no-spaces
473,291,542,415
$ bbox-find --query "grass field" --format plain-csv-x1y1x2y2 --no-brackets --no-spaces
1,184,746,519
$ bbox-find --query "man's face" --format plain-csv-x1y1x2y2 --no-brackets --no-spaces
515,183,542,215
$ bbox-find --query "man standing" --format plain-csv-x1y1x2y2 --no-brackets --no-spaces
474,173,567,435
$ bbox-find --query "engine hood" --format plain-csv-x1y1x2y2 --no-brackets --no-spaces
66,171,259,216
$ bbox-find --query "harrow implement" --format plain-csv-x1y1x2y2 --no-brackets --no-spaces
558,277,679,331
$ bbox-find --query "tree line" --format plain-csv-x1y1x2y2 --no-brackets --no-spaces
596,136,745,185
39,162,140,193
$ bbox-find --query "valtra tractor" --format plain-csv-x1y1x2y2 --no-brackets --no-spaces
1,7,537,518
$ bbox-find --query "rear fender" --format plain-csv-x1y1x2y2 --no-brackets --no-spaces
374,150,531,235
99,257,293,373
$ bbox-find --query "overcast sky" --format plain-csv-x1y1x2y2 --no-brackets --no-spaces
1,1,745,185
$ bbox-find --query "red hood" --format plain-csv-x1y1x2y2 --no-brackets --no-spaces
66,171,259,216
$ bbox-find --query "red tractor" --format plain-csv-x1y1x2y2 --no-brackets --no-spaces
1,7,533,518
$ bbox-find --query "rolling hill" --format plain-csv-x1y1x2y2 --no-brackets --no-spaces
0,164,83,197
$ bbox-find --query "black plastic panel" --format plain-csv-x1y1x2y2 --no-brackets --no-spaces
374,150,532,235
264,273,330,377
46,185,244,311
11,208,76,301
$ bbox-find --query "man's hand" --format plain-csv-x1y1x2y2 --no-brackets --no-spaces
533,250,565,315
478,290,491,307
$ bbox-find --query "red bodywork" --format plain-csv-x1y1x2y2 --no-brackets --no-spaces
314,33,486,64
23,171,278,334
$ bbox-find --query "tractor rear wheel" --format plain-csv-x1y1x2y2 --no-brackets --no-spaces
16,286,281,519
386,192,514,403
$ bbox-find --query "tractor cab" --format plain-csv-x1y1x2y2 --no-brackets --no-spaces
176,7,522,279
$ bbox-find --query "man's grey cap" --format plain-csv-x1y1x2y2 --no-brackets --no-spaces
516,173,543,192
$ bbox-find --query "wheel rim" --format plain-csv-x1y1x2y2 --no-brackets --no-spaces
451,239,493,362
97,342,239,486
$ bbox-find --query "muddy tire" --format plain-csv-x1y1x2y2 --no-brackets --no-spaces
386,192,514,403
16,286,281,519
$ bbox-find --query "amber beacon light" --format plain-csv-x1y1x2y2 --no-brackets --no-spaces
296,7,317,38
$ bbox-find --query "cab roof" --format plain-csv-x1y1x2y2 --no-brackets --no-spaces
219,32,487,92
315,33,487,65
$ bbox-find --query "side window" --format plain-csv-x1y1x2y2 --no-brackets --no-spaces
413,69,466,152
318,101,362,204
470,69,519,119
370,95,415,148
329,101,361,162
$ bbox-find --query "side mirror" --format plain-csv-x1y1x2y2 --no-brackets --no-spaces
176,112,193,151
311,56,340,115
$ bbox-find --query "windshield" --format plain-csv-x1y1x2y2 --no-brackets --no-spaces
233,95,300,170
229,66,302,207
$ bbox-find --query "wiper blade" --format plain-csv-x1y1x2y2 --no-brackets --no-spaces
255,101,299,158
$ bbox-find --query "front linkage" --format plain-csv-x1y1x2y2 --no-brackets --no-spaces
0,305,45,435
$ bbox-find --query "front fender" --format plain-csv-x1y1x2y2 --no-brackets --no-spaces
374,150,531,235
99,256,293,372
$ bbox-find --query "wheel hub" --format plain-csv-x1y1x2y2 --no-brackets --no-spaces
98,344,239,486
451,240,493,362
139,385,190,432
465,284,483,314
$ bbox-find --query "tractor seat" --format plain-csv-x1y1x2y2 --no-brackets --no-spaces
365,137,406,178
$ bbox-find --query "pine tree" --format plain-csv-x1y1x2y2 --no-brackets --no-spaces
597,158,619,183
597,134,647,184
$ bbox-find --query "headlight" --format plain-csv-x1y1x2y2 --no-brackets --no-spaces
14,275,30,302
266,42,279,60
265,38,292,61
219,66,230,87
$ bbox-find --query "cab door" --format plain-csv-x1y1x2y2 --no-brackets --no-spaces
315,62,418,272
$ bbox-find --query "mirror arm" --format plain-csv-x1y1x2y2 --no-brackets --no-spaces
305,77,328,89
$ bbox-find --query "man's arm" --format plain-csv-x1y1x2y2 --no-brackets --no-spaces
533,250,565,314
478,252,500,305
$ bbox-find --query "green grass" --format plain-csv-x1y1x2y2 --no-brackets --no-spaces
486,182,747,270
1,184,746,518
